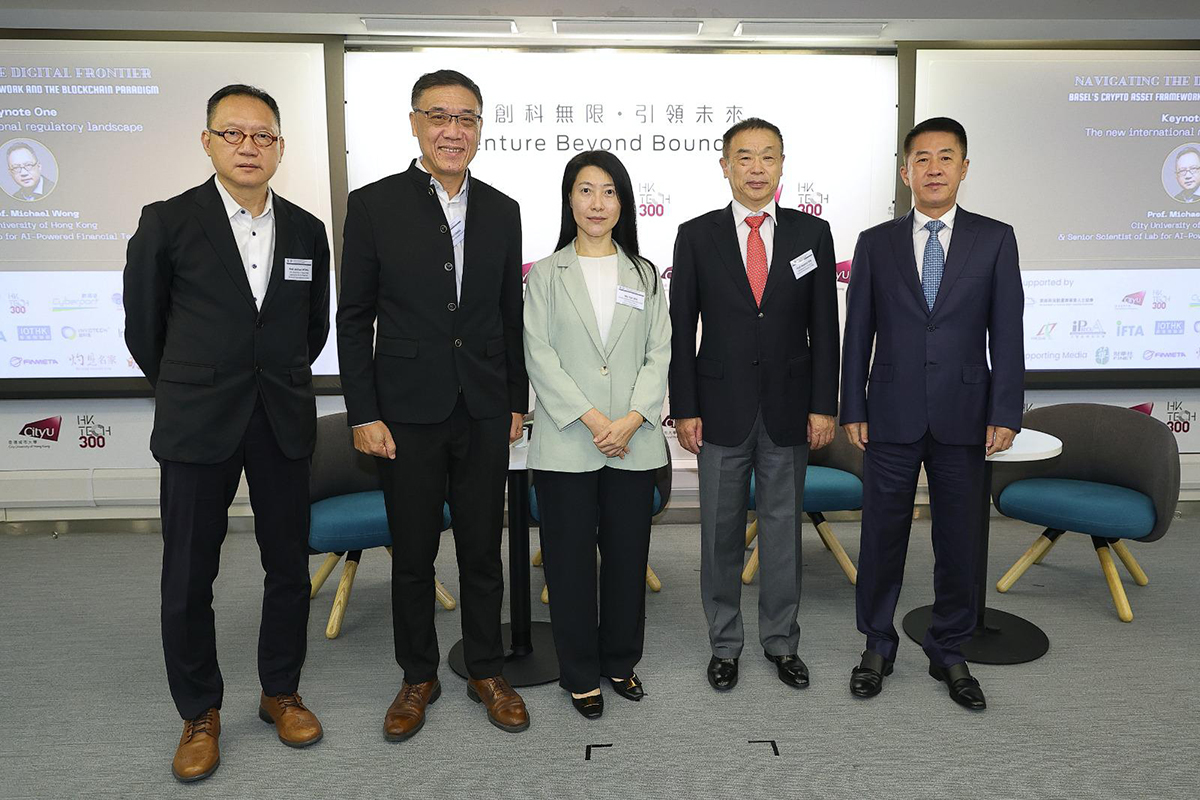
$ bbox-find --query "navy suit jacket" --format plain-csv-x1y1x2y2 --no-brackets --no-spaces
840,207,1024,446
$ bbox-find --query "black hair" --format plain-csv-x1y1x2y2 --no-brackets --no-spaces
555,150,658,295
903,117,968,160
5,142,36,161
411,69,483,110
206,84,280,128
1176,145,1200,164
721,117,784,159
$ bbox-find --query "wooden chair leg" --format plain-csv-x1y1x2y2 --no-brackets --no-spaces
645,564,662,592
1111,541,1149,586
326,550,362,639
811,514,857,585
1033,528,1064,564
745,518,758,547
310,552,341,598
997,533,1057,593
541,584,549,604
742,543,761,584
435,579,457,610
1094,538,1133,622
532,548,543,567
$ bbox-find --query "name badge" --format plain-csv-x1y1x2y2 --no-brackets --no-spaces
791,250,818,280
284,258,313,282
616,285,645,310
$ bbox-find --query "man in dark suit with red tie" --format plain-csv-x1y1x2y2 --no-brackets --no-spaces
840,117,1025,710
670,118,840,692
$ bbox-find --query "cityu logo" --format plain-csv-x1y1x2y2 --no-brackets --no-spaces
1129,402,1153,415
1118,291,1145,307
660,266,673,280
19,415,62,442
521,261,534,285
835,260,852,284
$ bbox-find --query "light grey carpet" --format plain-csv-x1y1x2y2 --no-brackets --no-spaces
0,514,1196,800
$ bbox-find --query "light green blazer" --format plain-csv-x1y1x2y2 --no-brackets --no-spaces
523,241,671,473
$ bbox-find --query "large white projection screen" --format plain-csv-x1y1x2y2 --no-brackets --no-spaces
0,40,336,382
916,50,1200,373
344,49,897,291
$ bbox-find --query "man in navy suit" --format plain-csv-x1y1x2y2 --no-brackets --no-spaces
839,117,1024,710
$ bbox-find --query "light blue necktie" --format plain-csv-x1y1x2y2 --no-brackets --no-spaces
921,219,946,311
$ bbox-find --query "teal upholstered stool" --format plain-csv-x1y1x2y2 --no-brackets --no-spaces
743,427,865,586
991,404,1180,623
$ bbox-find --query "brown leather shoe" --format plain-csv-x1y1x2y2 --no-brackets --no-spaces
467,676,530,733
172,708,220,783
383,680,441,742
258,692,323,748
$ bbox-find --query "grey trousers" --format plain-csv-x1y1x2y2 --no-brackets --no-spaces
698,410,808,658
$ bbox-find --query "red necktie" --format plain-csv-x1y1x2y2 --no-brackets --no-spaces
744,213,768,306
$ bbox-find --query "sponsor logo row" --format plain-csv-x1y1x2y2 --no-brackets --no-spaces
7,414,112,452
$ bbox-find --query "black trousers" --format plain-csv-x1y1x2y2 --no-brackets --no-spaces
855,430,985,668
378,396,510,683
159,398,311,720
534,467,656,693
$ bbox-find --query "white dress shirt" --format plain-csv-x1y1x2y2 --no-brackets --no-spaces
213,177,275,310
731,198,777,271
912,205,957,283
578,253,619,346
416,159,468,302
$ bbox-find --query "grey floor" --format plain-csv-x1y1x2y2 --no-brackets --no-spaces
1,513,1197,800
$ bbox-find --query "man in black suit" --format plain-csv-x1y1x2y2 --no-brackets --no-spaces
124,84,330,782
337,70,530,739
669,118,840,692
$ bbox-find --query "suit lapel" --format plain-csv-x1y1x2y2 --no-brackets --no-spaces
889,210,928,316
258,195,294,316
930,208,978,317
557,247,607,359
759,209,794,307
604,250,639,356
195,177,256,310
709,205,758,310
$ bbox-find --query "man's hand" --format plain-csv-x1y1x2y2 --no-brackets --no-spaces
675,417,703,455
353,421,396,459
808,413,835,450
843,422,869,452
509,412,525,444
594,412,643,459
986,425,1016,457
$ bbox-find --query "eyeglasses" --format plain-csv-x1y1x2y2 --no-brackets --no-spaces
8,162,38,174
411,108,482,130
207,128,281,147
1176,166,1200,177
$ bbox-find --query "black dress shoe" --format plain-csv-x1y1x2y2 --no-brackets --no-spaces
571,693,604,719
609,674,645,701
850,650,894,699
764,652,810,689
707,656,739,691
929,662,987,711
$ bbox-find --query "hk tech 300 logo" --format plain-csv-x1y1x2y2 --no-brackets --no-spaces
9,415,62,451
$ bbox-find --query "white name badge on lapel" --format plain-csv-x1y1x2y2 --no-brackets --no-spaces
790,250,818,280
284,258,313,281
616,285,646,310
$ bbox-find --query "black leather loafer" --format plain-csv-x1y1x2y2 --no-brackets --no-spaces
850,650,894,698
707,656,739,691
929,661,987,711
609,674,645,701
764,652,810,689
571,693,604,719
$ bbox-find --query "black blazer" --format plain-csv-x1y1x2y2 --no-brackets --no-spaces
337,161,527,426
668,205,840,448
123,176,331,463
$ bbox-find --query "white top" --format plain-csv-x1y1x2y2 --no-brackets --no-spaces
988,428,1062,463
731,198,776,271
912,204,957,283
214,177,275,310
578,253,619,346
416,159,468,302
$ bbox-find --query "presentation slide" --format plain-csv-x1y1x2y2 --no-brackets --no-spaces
344,49,898,295
916,49,1200,372
0,40,336,382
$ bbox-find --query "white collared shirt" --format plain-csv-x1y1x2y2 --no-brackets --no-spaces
578,252,619,346
912,205,957,282
731,198,777,272
213,176,275,310
415,159,469,302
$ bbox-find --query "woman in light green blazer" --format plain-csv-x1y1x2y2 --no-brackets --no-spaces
523,150,671,719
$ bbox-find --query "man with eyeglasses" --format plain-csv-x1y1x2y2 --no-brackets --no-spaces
1172,146,1200,203
124,83,330,782
6,142,54,201
338,69,530,740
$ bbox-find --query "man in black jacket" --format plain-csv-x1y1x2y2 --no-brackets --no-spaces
337,70,530,739
124,84,329,783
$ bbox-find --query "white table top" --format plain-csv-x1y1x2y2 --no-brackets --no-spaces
988,428,1062,463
